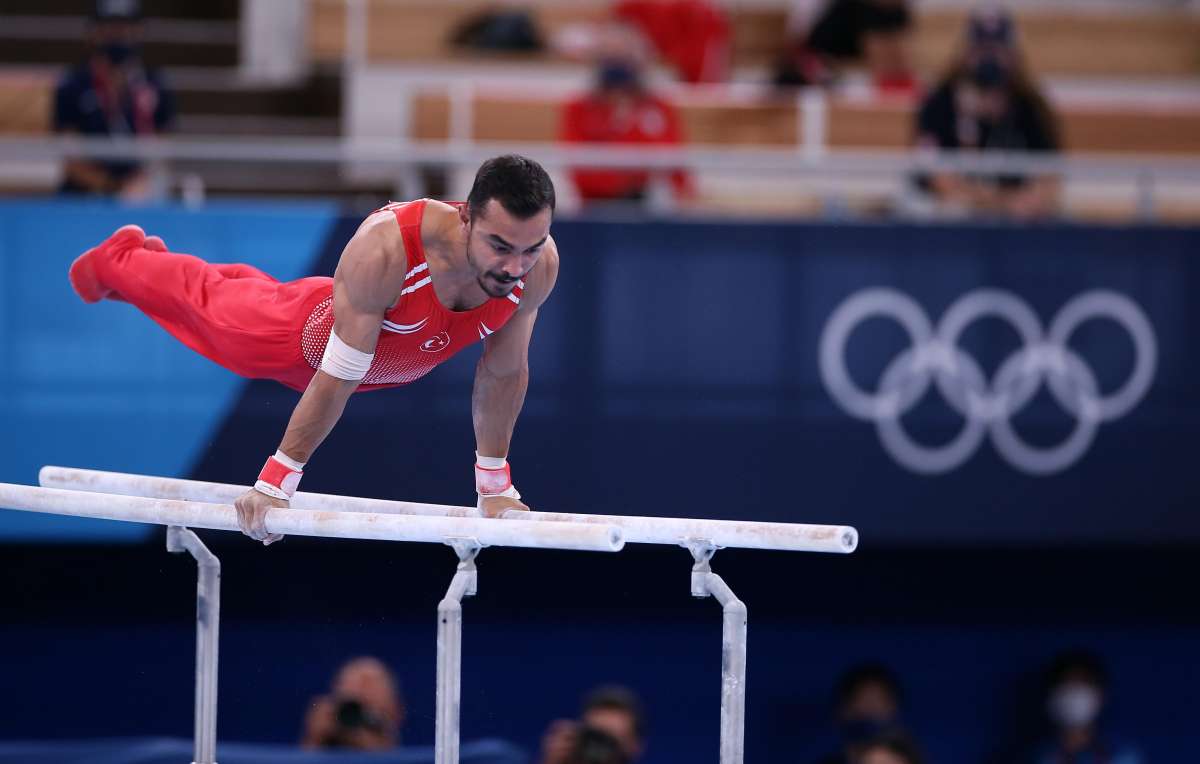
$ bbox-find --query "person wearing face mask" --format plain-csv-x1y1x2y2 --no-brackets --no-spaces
1030,651,1143,764
912,6,1060,220
559,46,694,205
53,0,176,200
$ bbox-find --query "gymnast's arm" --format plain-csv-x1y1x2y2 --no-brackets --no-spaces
233,215,404,543
472,242,560,518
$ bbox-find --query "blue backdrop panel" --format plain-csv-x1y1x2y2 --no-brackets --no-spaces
2,208,1197,547
0,199,337,540
0,618,1192,763
524,220,1200,545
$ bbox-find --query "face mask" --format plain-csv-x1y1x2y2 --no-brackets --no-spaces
102,42,138,66
1048,682,1102,728
599,61,639,90
970,55,1009,89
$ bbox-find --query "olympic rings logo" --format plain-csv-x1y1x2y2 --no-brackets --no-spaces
818,289,1157,475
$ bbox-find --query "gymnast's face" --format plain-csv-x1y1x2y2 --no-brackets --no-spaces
462,199,551,299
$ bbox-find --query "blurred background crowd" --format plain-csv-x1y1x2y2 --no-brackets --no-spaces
299,650,1143,764
0,2,1197,763
1,0,1197,221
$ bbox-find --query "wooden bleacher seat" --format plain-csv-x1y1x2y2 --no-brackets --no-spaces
408,88,1200,155
310,1,1200,79
0,72,53,135
310,0,606,63
912,9,1200,79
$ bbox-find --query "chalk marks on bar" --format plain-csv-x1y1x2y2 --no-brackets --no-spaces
0,482,624,552
38,466,858,554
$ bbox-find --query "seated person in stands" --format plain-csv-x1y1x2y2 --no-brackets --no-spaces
53,0,175,199
817,663,910,764
539,685,647,764
301,656,406,750
913,7,1060,219
774,0,915,93
560,46,694,205
1025,650,1144,764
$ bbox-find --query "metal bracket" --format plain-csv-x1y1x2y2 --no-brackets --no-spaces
444,537,481,598
683,537,746,764
166,525,188,555
685,539,718,598
436,537,482,764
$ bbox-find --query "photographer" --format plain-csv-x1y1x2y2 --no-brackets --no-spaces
540,685,646,764
301,657,405,751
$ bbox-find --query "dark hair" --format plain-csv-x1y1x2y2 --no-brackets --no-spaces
1045,649,1108,692
467,154,555,220
860,729,925,764
582,685,646,742
833,663,904,712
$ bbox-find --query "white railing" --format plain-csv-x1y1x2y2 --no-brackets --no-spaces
1,467,858,764
4,134,1198,180
4,133,1198,217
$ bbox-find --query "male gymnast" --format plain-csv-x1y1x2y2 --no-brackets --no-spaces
69,155,559,544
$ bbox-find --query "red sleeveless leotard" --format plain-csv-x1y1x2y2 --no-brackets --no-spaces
300,199,523,391
83,199,519,394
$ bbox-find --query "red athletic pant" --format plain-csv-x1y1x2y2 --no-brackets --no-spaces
90,236,331,392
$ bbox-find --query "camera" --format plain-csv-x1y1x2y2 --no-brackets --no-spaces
314,698,389,748
334,698,385,732
567,726,630,764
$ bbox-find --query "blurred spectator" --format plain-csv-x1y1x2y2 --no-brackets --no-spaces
857,729,924,764
301,656,405,751
817,663,907,764
1025,650,1143,764
774,0,915,93
560,49,694,205
913,6,1061,219
540,685,647,764
612,1,730,83
450,4,545,53
53,0,175,199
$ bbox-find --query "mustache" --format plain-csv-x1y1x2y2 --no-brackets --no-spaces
488,271,519,283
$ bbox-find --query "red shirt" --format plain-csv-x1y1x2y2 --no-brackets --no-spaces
301,200,523,391
614,0,730,83
560,91,693,201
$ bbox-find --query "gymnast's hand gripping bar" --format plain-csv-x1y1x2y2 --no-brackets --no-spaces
0,481,625,552
38,466,857,554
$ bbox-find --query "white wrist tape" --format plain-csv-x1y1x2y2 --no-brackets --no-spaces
475,453,520,502
320,330,374,381
272,449,306,471
254,452,304,500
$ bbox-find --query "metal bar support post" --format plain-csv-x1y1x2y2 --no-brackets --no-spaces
167,526,221,764
688,541,747,764
435,538,481,764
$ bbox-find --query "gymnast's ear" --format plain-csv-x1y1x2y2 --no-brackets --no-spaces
459,202,471,228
